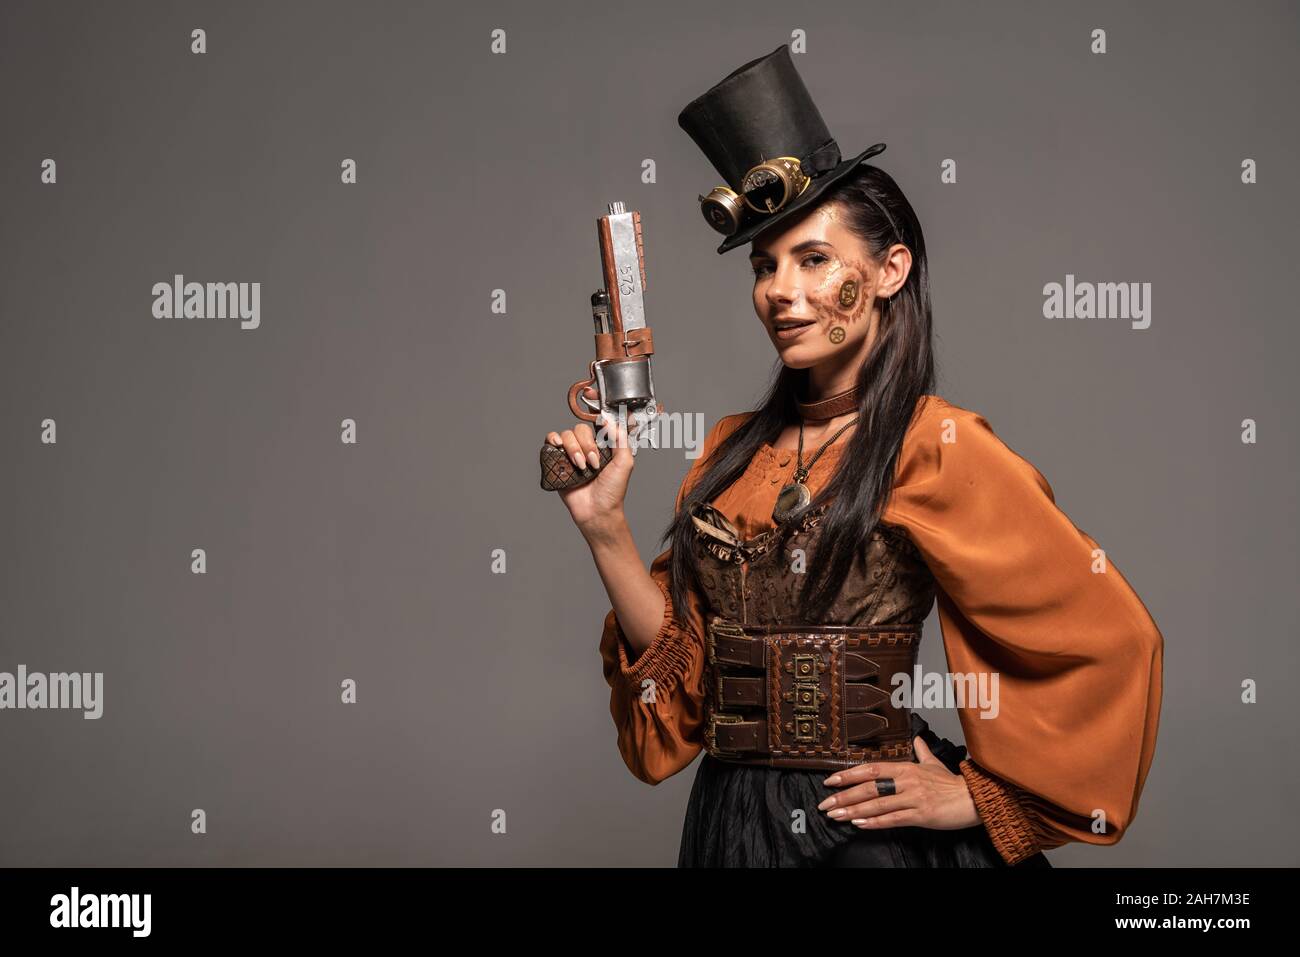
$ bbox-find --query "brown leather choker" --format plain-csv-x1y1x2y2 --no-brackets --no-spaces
795,385,861,421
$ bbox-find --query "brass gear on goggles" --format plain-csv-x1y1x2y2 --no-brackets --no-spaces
698,155,812,236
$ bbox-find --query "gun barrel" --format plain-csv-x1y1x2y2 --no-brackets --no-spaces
597,207,647,340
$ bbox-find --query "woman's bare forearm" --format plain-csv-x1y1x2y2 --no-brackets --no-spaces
582,515,668,660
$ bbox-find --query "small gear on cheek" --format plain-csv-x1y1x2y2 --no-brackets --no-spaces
828,326,846,344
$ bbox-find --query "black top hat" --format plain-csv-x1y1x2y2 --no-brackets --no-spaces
677,43,885,254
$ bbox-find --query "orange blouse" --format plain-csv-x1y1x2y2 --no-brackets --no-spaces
598,394,1164,865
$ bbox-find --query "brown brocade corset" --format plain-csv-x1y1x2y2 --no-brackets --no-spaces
689,500,938,771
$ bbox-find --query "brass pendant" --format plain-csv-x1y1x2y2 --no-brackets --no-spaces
772,480,811,525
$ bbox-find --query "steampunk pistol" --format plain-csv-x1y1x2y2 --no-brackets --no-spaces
539,202,660,491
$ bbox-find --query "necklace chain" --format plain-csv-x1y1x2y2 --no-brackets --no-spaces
793,415,858,483
771,415,859,526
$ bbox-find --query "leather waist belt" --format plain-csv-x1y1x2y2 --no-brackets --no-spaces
703,616,922,771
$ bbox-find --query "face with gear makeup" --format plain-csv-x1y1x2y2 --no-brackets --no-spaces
748,201,912,392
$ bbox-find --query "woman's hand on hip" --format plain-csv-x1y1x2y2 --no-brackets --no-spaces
816,736,981,831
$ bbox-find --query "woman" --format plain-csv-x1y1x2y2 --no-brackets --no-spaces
544,45,1164,867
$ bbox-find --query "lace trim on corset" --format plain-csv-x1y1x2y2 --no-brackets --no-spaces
689,501,830,565
691,502,923,564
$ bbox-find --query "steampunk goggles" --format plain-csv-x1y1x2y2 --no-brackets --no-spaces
697,155,813,236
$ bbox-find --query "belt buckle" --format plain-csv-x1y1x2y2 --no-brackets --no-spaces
706,617,746,667
706,711,742,759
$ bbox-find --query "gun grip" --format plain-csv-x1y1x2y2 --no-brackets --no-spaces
540,442,614,492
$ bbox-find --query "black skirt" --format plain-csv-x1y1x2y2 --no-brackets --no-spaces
678,712,1053,868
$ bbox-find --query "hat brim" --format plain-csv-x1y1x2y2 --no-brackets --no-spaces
715,142,887,254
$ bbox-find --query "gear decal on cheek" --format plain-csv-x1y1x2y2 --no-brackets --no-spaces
805,257,874,343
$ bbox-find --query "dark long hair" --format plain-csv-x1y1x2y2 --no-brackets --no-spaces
665,163,936,623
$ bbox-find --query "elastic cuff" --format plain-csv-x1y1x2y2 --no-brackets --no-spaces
959,758,1043,866
613,577,696,696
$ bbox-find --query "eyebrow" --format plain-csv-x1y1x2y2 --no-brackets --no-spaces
749,239,834,260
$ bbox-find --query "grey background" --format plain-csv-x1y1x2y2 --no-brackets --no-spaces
0,0,1295,866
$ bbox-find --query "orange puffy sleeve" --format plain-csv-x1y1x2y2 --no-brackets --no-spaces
597,414,743,785
882,399,1165,864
